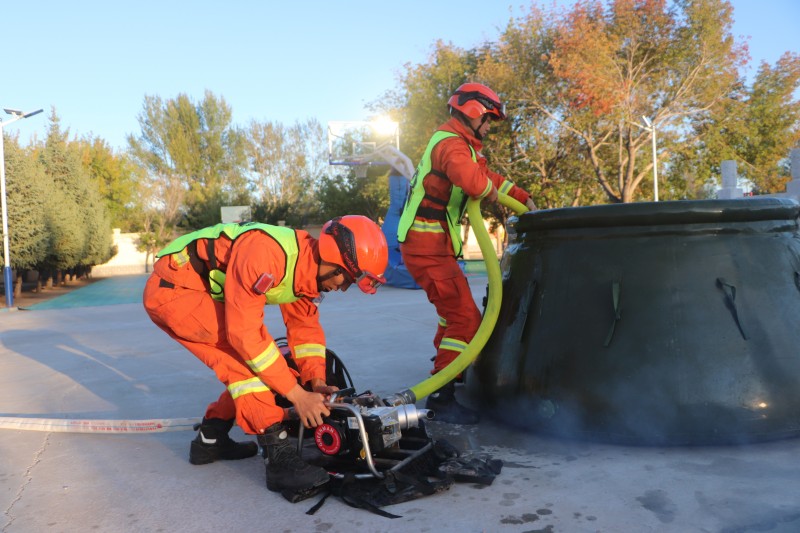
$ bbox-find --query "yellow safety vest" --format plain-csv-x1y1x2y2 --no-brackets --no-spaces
157,223,301,304
397,131,477,257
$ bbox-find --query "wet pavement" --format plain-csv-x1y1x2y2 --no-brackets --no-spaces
1,274,799,532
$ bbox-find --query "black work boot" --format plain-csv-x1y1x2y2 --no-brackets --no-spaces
189,418,259,465
258,423,330,493
425,381,480,424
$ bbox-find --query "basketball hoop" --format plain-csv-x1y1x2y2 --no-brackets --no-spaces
327,119,406,180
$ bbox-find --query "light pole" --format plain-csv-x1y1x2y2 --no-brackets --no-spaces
1,107,43,308
640,116,658,202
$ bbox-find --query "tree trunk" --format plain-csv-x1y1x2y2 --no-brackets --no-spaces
14,271,22,299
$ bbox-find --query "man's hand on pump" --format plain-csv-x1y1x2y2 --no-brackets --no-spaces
309,377,339,398
285,383,330,428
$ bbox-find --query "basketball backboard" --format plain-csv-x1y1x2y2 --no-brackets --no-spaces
220,206,252,224
327,119,400,167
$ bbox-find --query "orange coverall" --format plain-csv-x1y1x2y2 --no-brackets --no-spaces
142,230,327,435
400,117,532,374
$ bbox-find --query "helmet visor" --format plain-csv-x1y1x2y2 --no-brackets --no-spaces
324,217,385,294
456,91,506,120
355,271,385,294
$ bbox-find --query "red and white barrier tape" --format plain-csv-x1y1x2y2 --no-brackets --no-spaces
0,417,201,434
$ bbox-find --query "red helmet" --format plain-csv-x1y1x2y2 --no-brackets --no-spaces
448,82,507,121
319,215,388,294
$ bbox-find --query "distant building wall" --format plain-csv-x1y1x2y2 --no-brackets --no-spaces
89,219,507,278
463,219,505,260
91,229,149,277
717,148,800,202
90,226,327,278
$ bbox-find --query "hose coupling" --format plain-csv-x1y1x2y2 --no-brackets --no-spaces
383,389,416,406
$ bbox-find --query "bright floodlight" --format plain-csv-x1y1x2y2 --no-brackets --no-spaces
370,117,398,137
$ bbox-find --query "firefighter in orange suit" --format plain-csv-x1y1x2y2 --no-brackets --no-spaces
142,215,388,493
397,82,536,424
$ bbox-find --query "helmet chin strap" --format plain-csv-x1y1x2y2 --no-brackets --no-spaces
478,114,491,139
317,262,353,291
463,113,490,140
317,264,340,286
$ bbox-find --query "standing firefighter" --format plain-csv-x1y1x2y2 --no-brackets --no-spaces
398,82,537,424
143,216,388,493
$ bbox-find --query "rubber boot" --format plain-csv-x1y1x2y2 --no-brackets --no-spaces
425,381,480,424
189,418,259,465
257,423,330,493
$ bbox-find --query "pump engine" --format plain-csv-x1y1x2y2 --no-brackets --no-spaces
290,390,433,476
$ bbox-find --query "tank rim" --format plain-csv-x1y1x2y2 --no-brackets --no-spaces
516,197,800,232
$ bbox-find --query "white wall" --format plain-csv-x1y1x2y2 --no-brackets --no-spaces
91,229,149,277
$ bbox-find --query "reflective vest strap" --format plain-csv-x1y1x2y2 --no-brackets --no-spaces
206,236,217,269
416,206,447,221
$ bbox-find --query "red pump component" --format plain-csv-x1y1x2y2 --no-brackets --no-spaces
314,423,344,455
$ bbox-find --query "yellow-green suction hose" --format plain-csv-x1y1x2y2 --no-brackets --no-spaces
389,193,528,406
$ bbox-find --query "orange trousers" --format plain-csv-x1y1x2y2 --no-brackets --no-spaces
143,274,285,434
402,253,482,374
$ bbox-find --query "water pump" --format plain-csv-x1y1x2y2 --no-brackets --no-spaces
297,389,434,478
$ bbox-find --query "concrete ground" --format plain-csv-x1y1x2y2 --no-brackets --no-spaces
1,274,799,533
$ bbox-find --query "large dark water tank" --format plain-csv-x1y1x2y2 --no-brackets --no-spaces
466,198,800,445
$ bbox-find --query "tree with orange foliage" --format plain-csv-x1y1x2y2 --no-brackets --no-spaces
513,0,747,203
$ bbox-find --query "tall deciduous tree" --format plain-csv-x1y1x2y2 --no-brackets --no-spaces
685,52,800,194
388,1,754,206
128,91,248,249
540,0,748,202
246,117,328,225
317,170,389,223
478,6,606,208
78,136,141,231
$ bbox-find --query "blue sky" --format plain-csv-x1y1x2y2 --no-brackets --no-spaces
3,1,798,151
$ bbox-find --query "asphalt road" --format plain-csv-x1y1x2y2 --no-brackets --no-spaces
1,274,798,532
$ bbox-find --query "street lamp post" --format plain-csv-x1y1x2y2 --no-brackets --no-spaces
640,116,658,202
629,116,659,202
1,107,43,308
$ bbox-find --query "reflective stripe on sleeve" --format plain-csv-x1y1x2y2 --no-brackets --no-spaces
438,316,447,327
479,180,493,198
294,343,326,359
499,180,514,195
228,377,270,399
440,337,468,353
245,342,281,374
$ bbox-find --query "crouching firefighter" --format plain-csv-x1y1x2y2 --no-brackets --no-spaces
142,215,388,493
